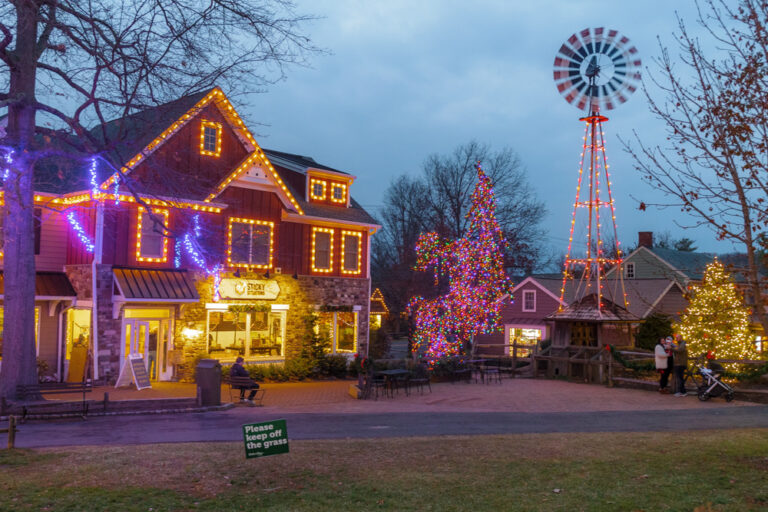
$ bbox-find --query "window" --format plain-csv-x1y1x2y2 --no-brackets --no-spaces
625,262,635,279
206,307,286,359
317,310,358,354
136,208,169,262
310,178,326,200
331,184,347,204
507,327,540,358
227,218,274,268
522,290,536,312
200,120,222,157
341,231,362,274
312,227,334,272
0,306,40,360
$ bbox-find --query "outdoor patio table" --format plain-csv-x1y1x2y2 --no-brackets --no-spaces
376,369,410,397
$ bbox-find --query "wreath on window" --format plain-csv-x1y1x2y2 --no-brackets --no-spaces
319,305,354,313
227,304,271,314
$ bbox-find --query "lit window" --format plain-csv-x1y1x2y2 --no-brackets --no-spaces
508,327,541,358
0,306,41,358
312,227,334,272
200,120,222,157
206,308,286,360
136,208,169,262
342,231,362,274
227,218,274,269
523,290,536,312
317,310,358,354
625,262,635,279
310,178,326,200
331,184,347,204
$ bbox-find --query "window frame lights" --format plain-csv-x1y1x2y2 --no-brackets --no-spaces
310,178,326,201
341,230,362,274
330,183,347,204
136,207,170,263
311,226,334,273
200,120,223,157
226,217,275,269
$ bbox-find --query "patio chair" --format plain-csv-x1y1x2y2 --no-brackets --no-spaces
409,364,432,394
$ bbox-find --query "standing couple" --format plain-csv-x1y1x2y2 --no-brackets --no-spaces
655,335,688,396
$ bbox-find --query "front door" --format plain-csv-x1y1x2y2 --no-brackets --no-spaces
122,319,150,372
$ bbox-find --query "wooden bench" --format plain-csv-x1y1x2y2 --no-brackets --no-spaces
226,376,266,406
16,380,93,420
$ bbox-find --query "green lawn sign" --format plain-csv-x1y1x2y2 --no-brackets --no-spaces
242,419,289,459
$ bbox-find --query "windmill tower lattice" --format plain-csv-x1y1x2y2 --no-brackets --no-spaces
552,28,641,313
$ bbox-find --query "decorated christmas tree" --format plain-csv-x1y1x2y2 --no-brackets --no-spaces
674,258,757,368
408,163,512,359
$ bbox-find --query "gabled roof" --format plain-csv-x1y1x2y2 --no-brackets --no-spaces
91,89,212,175
647,247,715,281
521,273,683,320
605,245,715,282
511,276,564,305
264,149,378,227
546,293,638,322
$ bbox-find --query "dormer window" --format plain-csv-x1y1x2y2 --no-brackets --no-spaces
200,120,222,157
331,184,347,204
310,178,326,200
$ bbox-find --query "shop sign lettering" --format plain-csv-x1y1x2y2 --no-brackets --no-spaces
219,279,280,300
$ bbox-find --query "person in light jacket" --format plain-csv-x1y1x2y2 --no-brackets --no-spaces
655,337,672,393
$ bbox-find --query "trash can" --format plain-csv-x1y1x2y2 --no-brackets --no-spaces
196,359,222,406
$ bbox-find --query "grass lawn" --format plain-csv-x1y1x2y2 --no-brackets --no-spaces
1,429,767,511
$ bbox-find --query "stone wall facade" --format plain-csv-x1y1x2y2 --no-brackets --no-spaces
65,264,123,382
174,270,371,381
63,265,370,383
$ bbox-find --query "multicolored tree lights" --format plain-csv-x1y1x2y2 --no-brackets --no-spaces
674,258,757,369
408,163,512,359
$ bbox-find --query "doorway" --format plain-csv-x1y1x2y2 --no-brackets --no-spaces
121,308,173,381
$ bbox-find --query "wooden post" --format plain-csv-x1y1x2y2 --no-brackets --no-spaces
607,349,614,387
7,416,17,449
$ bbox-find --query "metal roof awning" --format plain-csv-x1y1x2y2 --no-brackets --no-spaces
113,268,200,303
0,271,76,300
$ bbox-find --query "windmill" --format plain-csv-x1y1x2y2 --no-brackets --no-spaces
552,28,641,313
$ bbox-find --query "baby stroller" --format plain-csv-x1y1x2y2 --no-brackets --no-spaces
693,359,735,402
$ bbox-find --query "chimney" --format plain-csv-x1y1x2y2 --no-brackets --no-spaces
638,231,653,248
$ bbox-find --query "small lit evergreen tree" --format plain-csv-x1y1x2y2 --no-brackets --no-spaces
674,258,757,367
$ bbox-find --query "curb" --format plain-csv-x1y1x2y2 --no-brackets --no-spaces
1,402,234,422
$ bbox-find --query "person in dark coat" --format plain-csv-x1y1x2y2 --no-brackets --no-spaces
230,356,259,402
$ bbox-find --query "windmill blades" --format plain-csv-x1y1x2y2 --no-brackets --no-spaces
554,28,642,112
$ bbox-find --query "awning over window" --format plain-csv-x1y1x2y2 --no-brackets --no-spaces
113,268,199,302
0,271,76,300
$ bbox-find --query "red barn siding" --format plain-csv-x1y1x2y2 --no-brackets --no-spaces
127,103,251,199
66,206,95,265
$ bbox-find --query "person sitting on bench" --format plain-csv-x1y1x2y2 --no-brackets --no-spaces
230,357,259,403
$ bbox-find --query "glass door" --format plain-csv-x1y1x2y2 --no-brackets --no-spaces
122,319,150,365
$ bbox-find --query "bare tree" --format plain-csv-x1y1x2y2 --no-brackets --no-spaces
0,0,317,399
373,141,546,312
624,0,768,336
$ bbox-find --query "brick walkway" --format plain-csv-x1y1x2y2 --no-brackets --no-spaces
90,377,755,414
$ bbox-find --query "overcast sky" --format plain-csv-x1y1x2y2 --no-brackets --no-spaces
240,0,734,259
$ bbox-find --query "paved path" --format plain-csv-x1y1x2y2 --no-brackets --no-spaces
9,379,768,448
